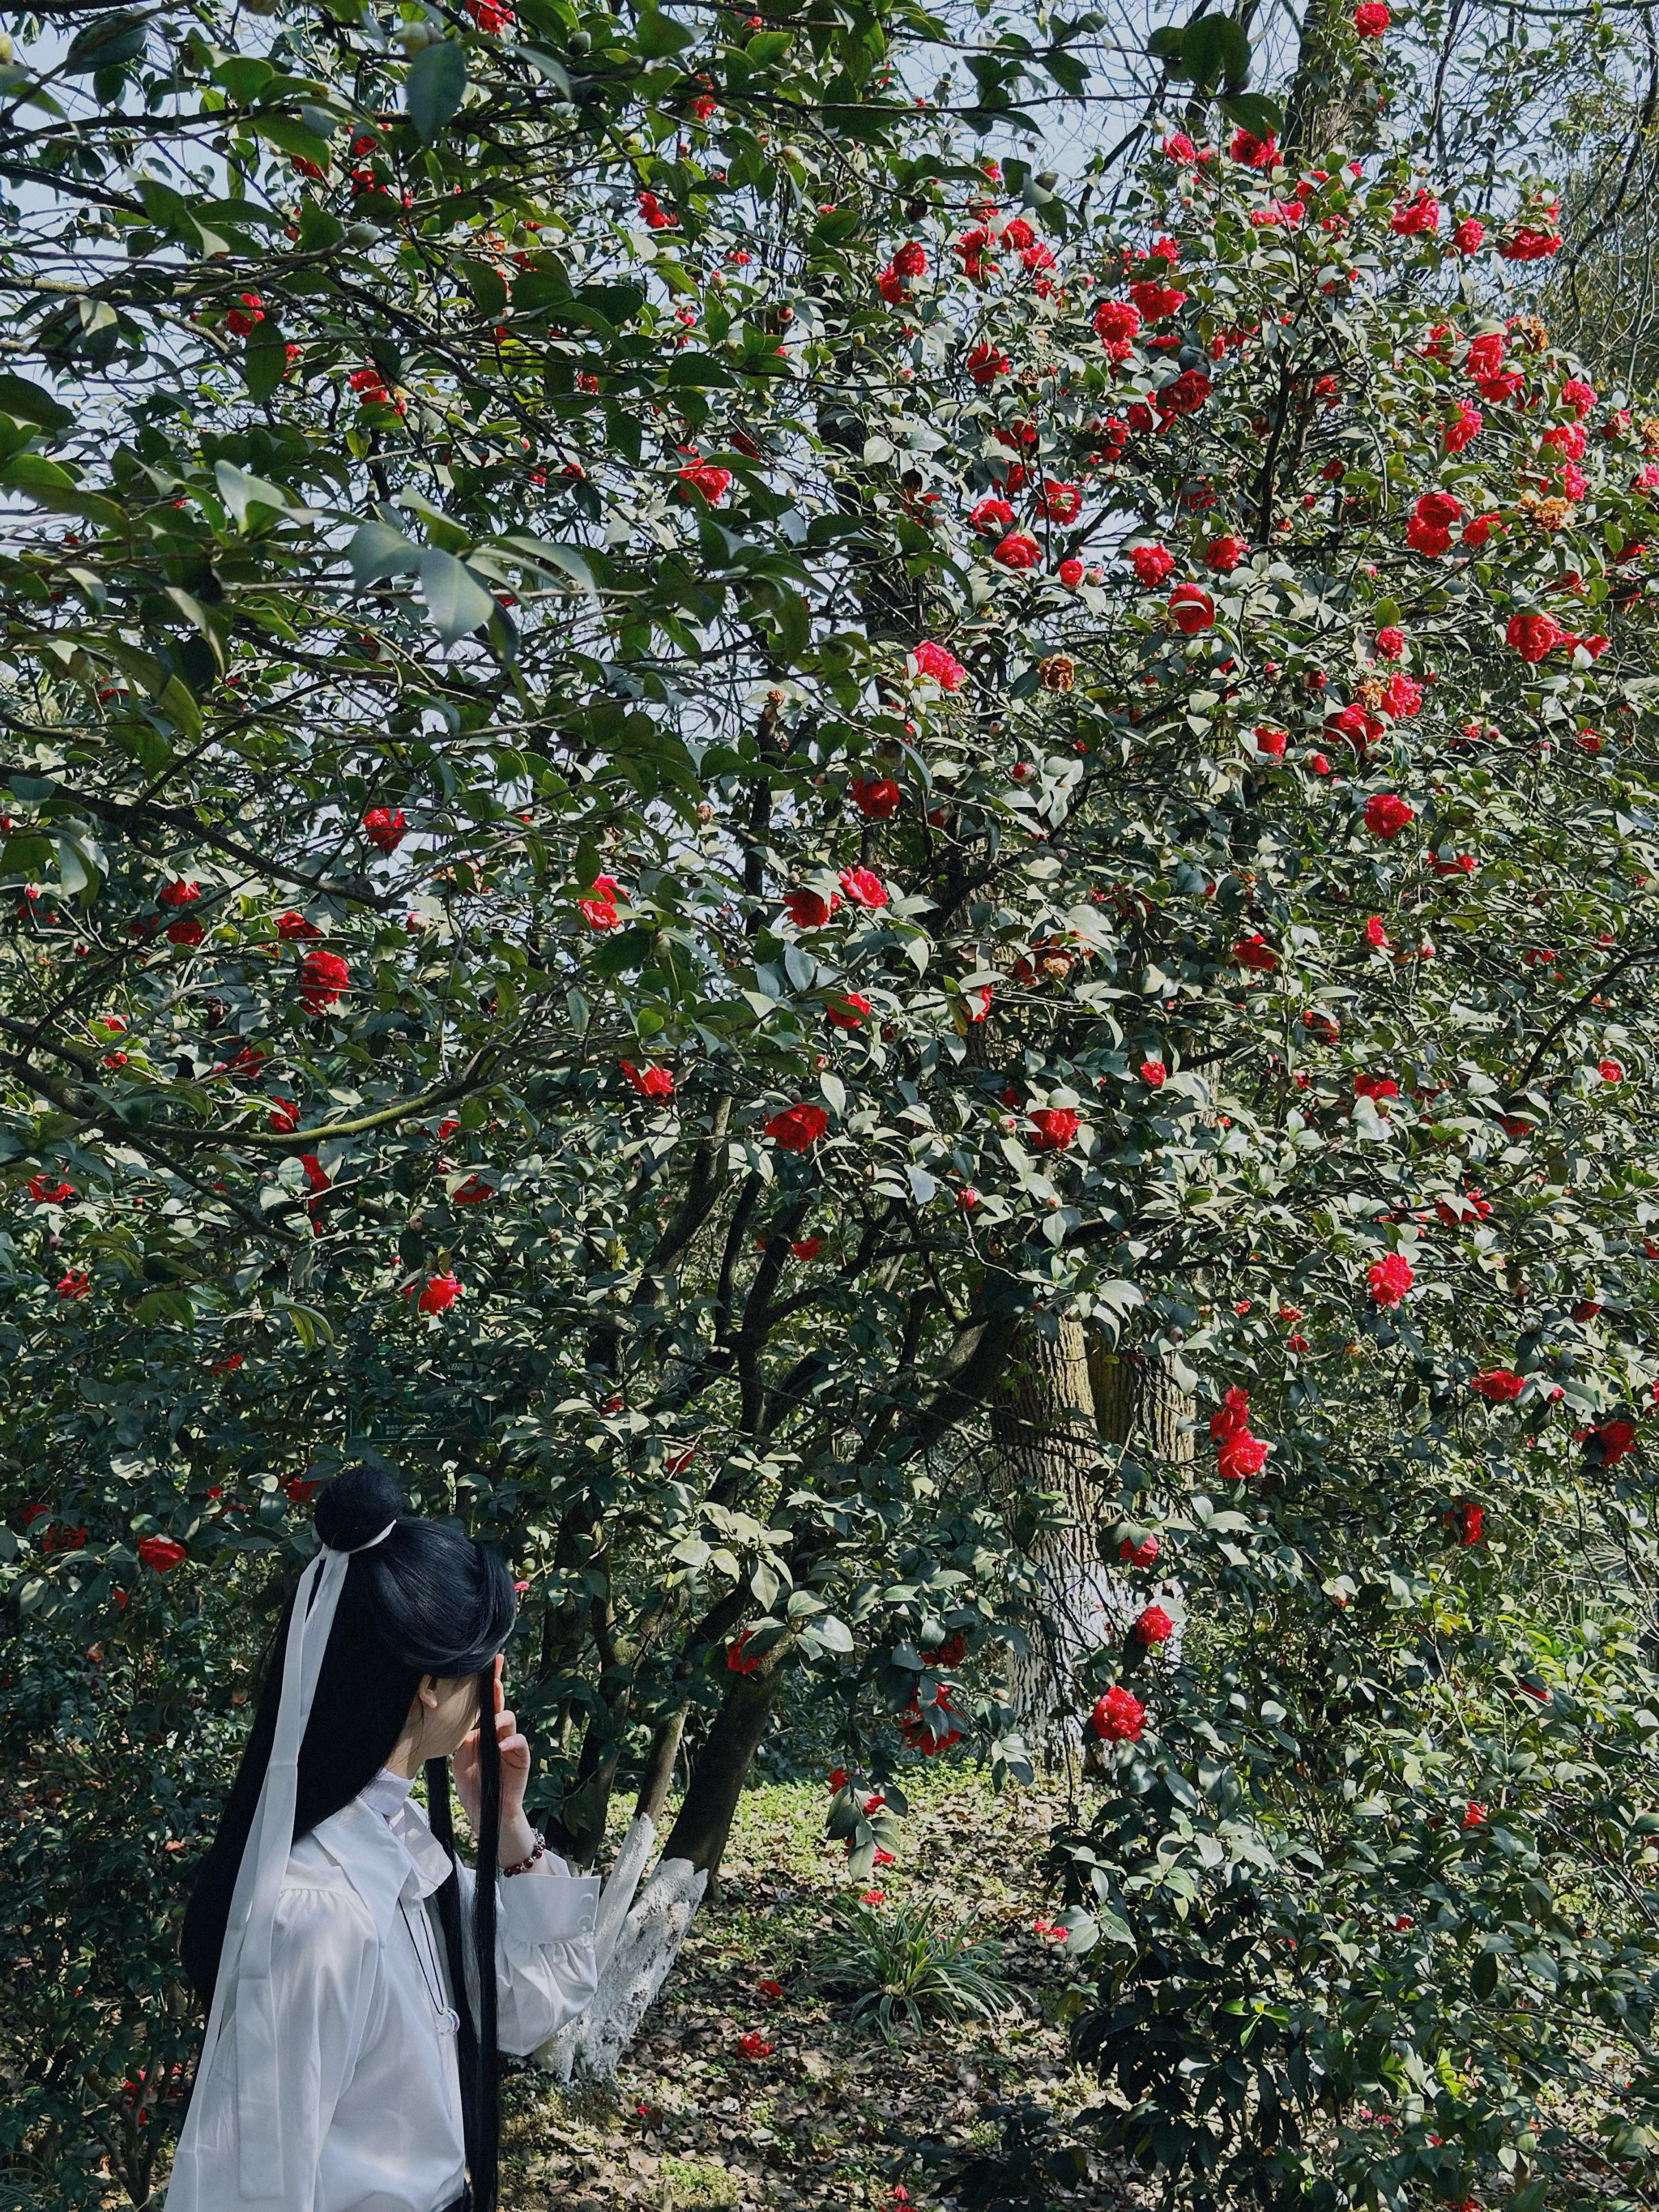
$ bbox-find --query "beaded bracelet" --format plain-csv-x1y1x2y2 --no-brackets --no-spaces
501,1828,546,1878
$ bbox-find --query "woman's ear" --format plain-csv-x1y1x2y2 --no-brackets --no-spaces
417,1674,441,1711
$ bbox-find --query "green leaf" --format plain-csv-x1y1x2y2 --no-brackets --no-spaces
637,9,694,57
213,459,296,527
244,318,288,403
348,519,420,588
63,11,148,75
417,548,497,644
1219,89,1281,135
249,112,335,169
407,40,467,143
0,374,72,437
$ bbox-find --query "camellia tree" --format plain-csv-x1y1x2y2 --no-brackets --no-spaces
7,0,1659,2206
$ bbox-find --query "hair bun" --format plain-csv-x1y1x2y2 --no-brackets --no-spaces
313,1458,405,1552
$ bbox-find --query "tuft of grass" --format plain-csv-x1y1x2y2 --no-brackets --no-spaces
815,1898,1013,2040
659,2153,744,2209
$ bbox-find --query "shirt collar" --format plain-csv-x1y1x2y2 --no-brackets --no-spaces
359,1766,416,1821
310,1794,454,1937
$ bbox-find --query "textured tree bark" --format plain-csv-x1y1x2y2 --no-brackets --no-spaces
1087,1346,1195,1464
633,1704,686,1828
659,1660,783,1875
992,1313,1107,1756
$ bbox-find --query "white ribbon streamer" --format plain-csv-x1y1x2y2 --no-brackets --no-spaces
168,1518,396,2203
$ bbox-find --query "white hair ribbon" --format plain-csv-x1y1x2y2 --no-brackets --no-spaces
167,1518,396,2203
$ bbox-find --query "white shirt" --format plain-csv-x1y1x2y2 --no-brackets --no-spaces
165,1780,600,2212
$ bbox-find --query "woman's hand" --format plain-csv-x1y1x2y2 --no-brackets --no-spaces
453,1655,537,1867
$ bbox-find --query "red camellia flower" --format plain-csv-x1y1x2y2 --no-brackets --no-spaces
1405,489,1462,555
1444,402,1482,455
1228,127,1277,169
55,1270,90,1300
1453,1502,1484,1546
1363,792,1415,839
1133,1603,1175,1646
736,2031,773,2060
1593,1416,1638,1467
838,867,888,910
296,947,350,1013
1129,541,1176,587
676,460,731,506
28,1174,74,1202
1390,190,1439,237
621,1061,675,1098
1375,626,1405,659
1128,279,1185,327
138,1535,187,1574
1367,1253,1414,1306
1138,1059,1166,1086
1093,297,1141,345
1156,368,1211,417
756,1977,784,2001
892,240,927,278
578,873,622,929
1204,535,1247,573
1252,726,1286,758
275,909,321,940
727,1630,761,1676
992,530,1041,570
362,805,407,853
1057,557,1084,587
1500,227,1559,263
1461,1800,1486,1830
1233,933,1277,971
416,1273,462,1314
269,1098,301,1134
1028,1107,1080,1151
1353,1,1388,31
1036,480,1082,523
849,775,902,820
783,887,839,929
826,992,872,1030
450,1176,494,1205
167,916,205,947
1168,583,1215,634
1120,1532,1160,1568
1451,216,1485,254
1089,1685,1146,1741
1380,673,1422,719
1597,1058,1623,1083
1506,611,1567,662
1218,1431,1268,1480
968,496,1014,536
766,1103,829,1153
159,879,199,907
1471,1369,1525,1402
966,339,1009,385
790,1237,823,1261
911,638,966,690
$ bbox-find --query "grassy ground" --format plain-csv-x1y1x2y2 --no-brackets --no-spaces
500,1770,1153,2212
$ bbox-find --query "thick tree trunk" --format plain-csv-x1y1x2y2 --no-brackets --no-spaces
633,1704,686,1827
1087,1347,1195,1465
660,1661,783,1874
992,1314,1107,1756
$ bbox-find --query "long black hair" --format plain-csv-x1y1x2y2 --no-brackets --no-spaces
181,1459,517,2212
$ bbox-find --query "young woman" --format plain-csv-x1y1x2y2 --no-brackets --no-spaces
166,1459,600,2212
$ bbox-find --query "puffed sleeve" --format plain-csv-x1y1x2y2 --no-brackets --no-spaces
164,1882,379,2212
455,1852,600,2055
